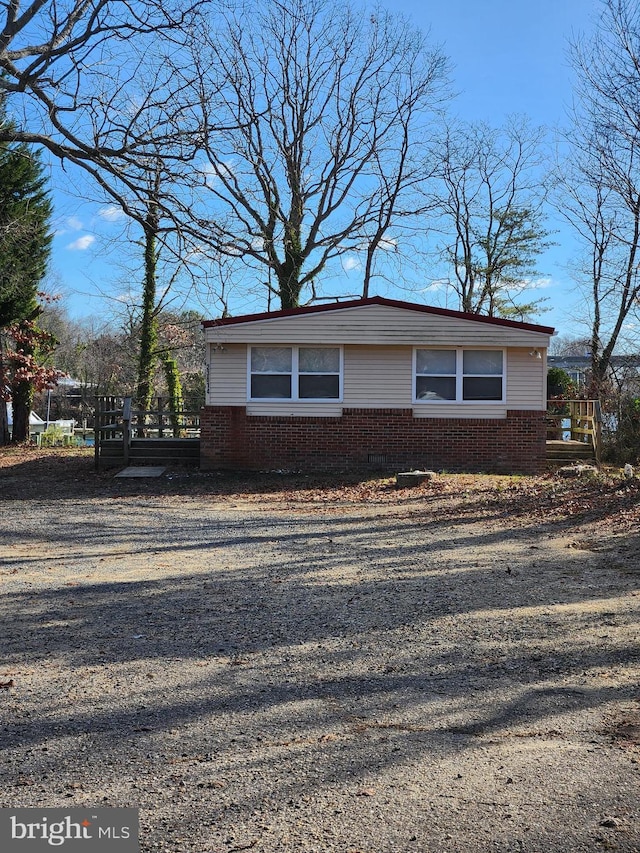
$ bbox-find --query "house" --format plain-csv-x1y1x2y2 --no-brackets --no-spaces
201,296,554,474
5,403,76,442
548,354,640,396
5,404,47,439
547,356,590,389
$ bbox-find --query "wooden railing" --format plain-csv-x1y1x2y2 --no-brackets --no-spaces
546,399,603,463
94,396,201,469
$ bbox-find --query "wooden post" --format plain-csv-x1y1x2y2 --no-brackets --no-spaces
157,396,164,438
594,400,603,465
108,396,116,438
122,397,132,467
94,397,101,471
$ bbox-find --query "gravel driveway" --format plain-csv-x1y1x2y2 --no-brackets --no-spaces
1,452,639,852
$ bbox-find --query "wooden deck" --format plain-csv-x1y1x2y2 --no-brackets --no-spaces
94,396,603,471
98,437,200,469
95,397,201,470
546,399,601,465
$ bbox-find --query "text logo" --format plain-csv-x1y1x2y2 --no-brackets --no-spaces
0,809,139,851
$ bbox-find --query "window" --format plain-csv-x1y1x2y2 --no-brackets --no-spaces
415,349,504,403
298,347,341,398
462,350,503,401
249,346,341,400
415,350,457,401
250,346,292,399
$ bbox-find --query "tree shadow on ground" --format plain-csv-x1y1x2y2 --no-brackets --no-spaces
2,504,639,748
2,467,640,851
2,448,639,542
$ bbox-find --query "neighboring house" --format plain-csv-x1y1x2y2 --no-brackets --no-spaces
547,356,590,389
201,297,554,474
5,405,47,438
5,404,76,441
548,355,640,395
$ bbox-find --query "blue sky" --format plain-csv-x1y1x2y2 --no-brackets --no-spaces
48,0,600,339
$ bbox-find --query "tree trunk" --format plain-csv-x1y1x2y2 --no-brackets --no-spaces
0,346,10,445
162,354,183,437
135,194,160,431
278,271,302,310
11,379,32,443
0,401,9,445
277,228,304,309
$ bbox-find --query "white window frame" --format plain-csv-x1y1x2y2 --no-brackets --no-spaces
413,348,506,404
248,345,343,402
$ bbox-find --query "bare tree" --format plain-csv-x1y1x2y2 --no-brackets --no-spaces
181,0,449,310
0,0,205,221
558,0,640,390
360,101,441,299
434,118,551,319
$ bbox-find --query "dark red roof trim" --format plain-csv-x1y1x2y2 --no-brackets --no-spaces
202,296,555,335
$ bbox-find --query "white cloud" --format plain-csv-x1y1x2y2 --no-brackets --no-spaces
54,215,84,236
342,256,361,272
507,277,556,292
356,238,398,253
98,205,125,222
420,279,449,292
527,277,554,290
196,158,236,188
66,235,96,251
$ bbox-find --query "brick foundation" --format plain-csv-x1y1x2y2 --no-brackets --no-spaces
200,406,547,474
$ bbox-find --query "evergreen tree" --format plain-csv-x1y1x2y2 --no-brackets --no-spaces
436,119,550,319
0,105,53,443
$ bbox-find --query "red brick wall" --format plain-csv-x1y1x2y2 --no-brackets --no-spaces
200,406,547,474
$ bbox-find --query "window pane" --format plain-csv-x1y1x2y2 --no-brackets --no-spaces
251,346,292,373
416,376,456,400
416,349,456,375
251,374,292,398
463,350,503,375
299,347,340,373
299,374,340,399
463,377,503,400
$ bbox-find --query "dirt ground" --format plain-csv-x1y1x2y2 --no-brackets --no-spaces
0,447,639,852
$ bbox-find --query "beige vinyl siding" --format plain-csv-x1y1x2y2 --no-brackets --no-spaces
507,348,547,409
247,403,342,417
206,341,547,416
207,343,343,415
412,404,508,419
413,349,545,415
205,303,552,348
206,343,246,405
343,346,412,406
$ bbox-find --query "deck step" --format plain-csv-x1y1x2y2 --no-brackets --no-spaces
97,438,201,469
546,440,595,463
129,447,199,459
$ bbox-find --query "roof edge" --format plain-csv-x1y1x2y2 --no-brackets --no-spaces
202,296,555,335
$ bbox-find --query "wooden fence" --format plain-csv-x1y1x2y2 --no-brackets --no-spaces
94,396,201,470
